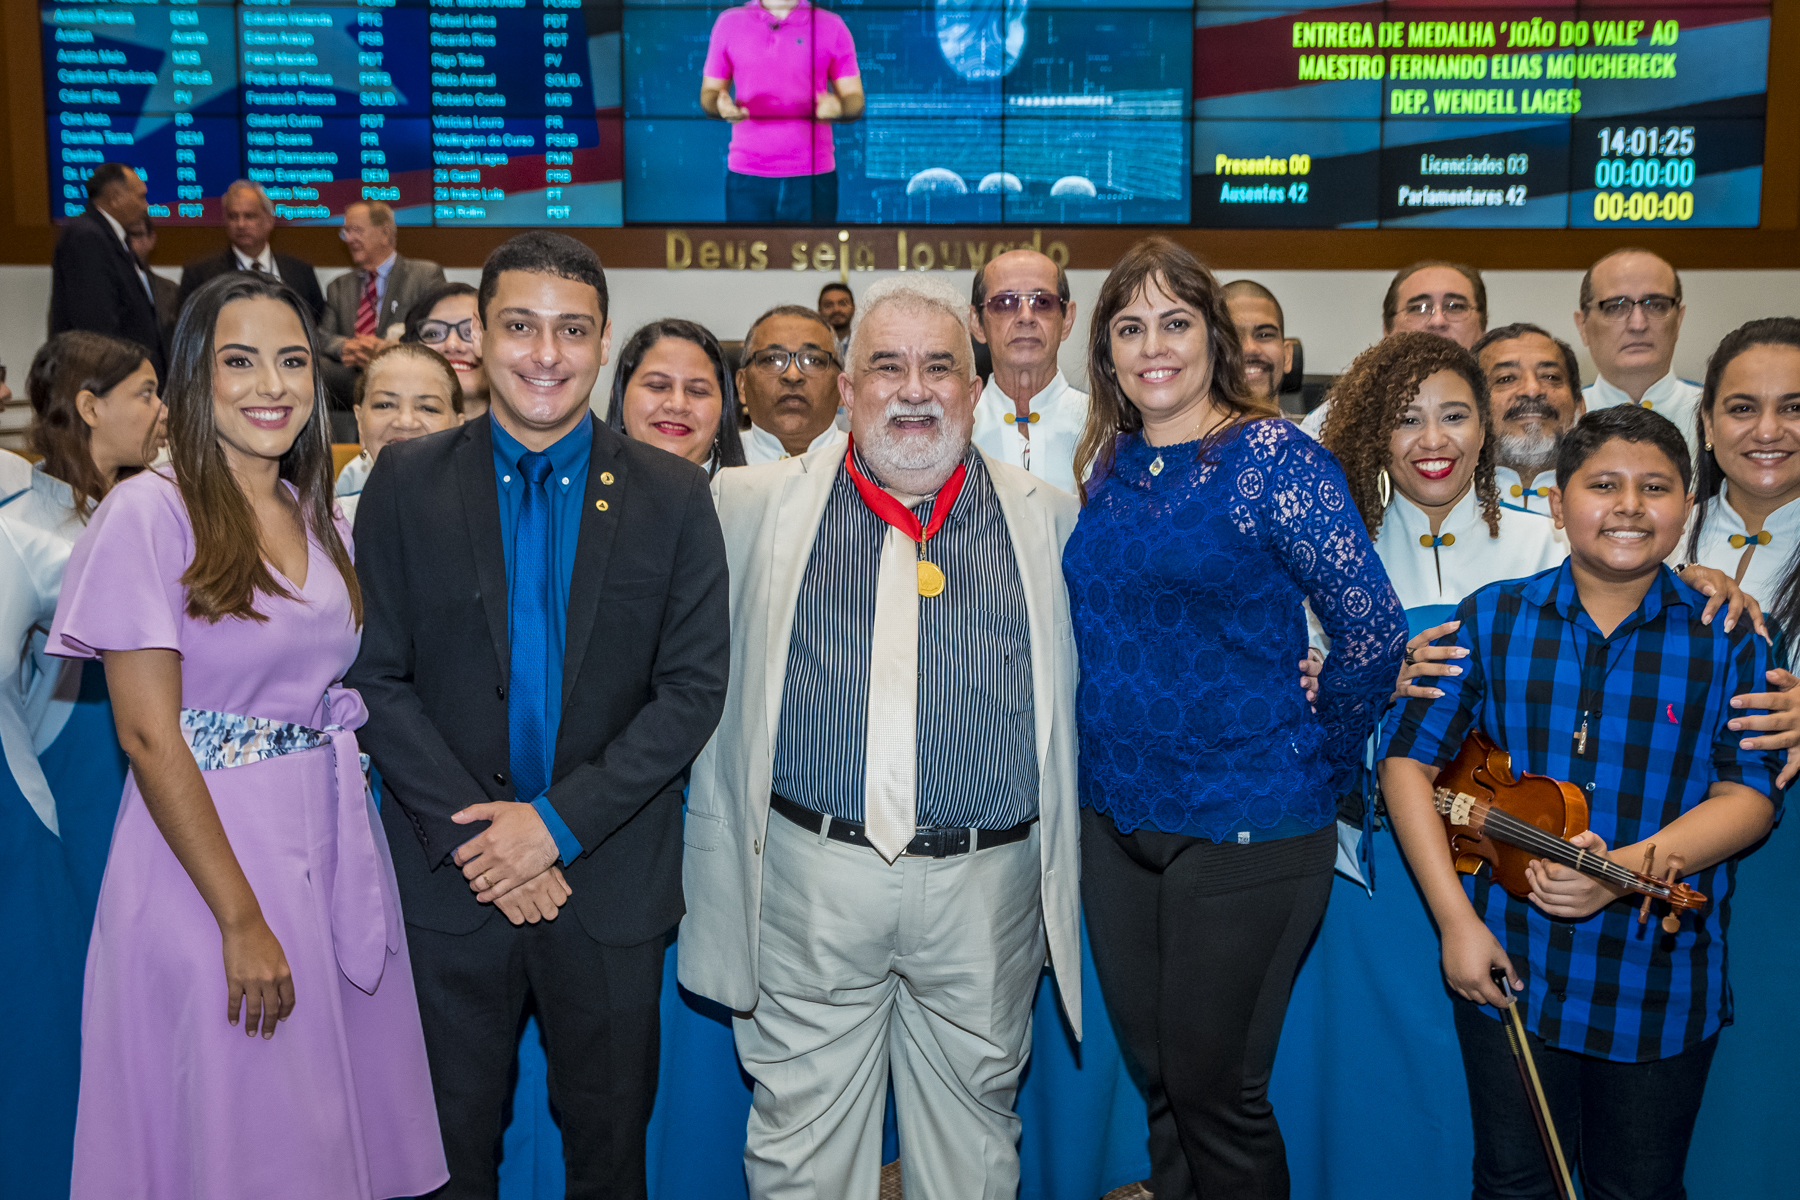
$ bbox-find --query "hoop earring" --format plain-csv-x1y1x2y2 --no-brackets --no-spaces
1378,468,1392,509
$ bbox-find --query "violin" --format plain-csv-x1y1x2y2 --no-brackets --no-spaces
1432,730,1705,930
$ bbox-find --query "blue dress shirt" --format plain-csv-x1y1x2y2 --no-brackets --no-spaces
492,415,591,865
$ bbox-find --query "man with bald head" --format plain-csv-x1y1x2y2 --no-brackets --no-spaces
1223,279,1293,404
969,248,1090,495
1473,322,1586,517
318,199,446,437
1574,247,1700,456
681,275,1082,1200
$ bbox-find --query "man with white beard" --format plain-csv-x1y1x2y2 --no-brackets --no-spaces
678,275,1083,1200
1472,322,1586,518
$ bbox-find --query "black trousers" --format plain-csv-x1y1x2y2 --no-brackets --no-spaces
1453,998,1717,1200
407,912,669,1200
1080,807,1335,1200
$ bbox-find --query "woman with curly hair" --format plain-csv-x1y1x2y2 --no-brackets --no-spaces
1321,332,1560,644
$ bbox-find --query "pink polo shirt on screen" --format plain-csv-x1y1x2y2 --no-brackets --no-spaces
703,0,859,178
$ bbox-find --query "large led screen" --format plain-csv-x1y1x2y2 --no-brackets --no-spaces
41,0,1767,227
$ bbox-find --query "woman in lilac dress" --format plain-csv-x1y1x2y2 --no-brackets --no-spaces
49,273,446,1199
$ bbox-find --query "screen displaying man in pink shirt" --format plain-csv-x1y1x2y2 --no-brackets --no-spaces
701,0,864,224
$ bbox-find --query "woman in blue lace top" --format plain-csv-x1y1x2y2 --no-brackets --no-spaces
1063,238,1406,1200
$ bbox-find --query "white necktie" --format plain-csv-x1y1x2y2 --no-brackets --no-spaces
863,521,921,862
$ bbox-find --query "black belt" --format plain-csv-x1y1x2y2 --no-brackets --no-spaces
769,792,1035,858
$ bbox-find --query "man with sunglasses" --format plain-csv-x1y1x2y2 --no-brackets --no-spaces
1574,247,1700,458
968,249,1088,496
736,304,849,465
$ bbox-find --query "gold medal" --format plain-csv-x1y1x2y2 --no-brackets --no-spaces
917,560,946,598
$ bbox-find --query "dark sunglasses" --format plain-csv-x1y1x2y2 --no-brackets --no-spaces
983,290,1064,316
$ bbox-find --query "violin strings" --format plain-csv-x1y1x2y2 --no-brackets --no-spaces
1465,800,1676,898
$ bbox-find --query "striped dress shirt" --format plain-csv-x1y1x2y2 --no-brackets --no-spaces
1381,560,1783,1061
772,447,1037,829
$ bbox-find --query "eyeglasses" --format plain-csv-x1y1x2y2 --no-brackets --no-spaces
417,318,474,345
1590,294,1679,321
748,347,838,375
338,226,371,241
983,290,1065,316
1399,298,1477,321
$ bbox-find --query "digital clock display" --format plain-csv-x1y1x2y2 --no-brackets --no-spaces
39,0,1768,228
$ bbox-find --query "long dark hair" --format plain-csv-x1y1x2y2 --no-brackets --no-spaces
1322,332,1500,541
1074,237,1278,503
1688,317,1800,639
26,330,153,518
605,319,747,476
164,272,361,626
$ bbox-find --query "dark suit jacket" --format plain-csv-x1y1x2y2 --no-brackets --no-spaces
48,210,168,381
346,414,731,943
176,248,327,322
148,271,180,354
319,254,446,361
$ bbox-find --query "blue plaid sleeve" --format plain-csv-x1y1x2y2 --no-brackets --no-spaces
1379,591,1486,768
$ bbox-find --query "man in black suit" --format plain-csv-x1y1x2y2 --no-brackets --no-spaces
347,232,730,1200
175,179,327,322
48,163,167,381
125,214,181,353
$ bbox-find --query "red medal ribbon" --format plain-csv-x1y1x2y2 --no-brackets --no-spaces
842,435,967,547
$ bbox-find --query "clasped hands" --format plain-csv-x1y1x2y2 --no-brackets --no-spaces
452,802,571,925
340,333,391,369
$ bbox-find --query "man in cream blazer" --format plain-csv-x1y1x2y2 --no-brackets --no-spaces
679,276,1080,1200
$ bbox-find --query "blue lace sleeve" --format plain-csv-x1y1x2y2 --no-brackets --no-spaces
1258,424,1407,791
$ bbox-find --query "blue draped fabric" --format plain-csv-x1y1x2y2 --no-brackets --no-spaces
486,776,1791,1200
5,663,126,1199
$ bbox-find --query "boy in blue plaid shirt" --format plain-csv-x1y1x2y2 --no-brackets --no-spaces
1380,405,1782,1200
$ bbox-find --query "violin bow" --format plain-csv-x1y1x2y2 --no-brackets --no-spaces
1491,968,1577,1200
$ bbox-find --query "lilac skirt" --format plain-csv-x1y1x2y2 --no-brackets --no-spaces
70,711,447,1199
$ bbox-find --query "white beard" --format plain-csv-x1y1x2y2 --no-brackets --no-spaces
861,399,961,479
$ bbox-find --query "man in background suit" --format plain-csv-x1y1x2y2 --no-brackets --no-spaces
679,275,1083,1199
176,180,326,321
125,214,180,353
48,163,166,382
318,199,445,439
348,231,730,1199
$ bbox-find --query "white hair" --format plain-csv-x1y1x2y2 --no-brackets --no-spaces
847,275,975,378
225,179,275,217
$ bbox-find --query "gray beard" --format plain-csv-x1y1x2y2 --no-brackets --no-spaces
1495,430,1559,478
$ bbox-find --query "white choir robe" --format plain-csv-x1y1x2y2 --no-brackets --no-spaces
1689,482,1800,613
742,422,846,466
970,370,1089,498
2,468,89,779
1493,463,1558,519
1584,371,1704,463
1376,483,1567,613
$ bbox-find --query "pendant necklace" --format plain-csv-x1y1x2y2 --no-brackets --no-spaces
1147,409,1225,477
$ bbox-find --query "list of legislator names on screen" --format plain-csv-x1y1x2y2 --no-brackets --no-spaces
40,0,1769,228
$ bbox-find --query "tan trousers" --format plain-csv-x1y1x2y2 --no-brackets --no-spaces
734,809,1045,1200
